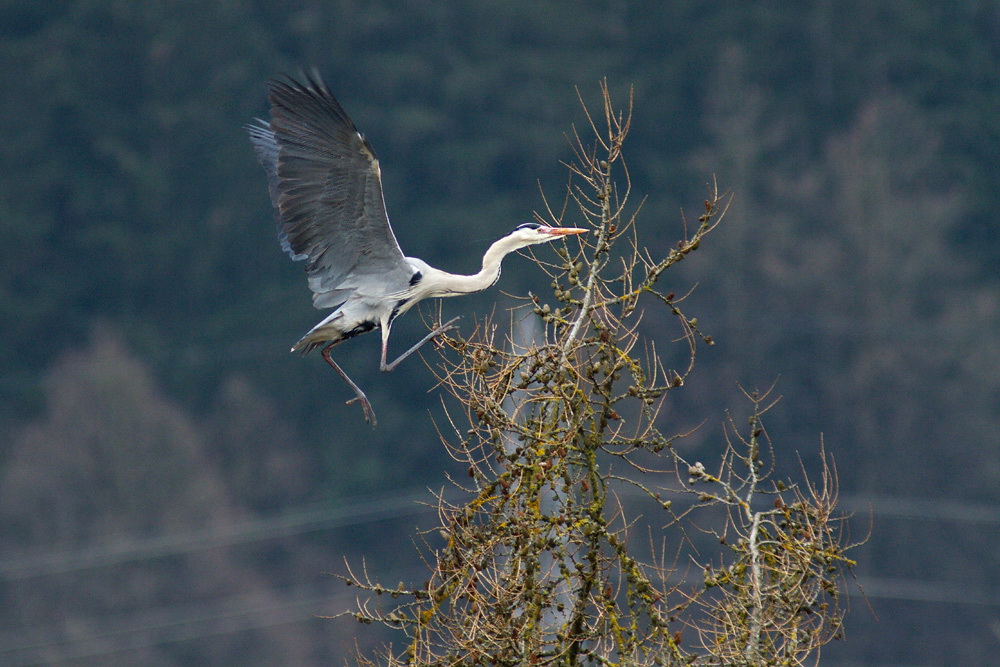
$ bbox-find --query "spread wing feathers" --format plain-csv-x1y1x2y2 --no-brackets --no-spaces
259,71,411,309
246,121,307,261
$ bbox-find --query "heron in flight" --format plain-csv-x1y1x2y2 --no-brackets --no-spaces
247,72,586,426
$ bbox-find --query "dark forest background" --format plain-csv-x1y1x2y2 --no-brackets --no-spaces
1,2,998,665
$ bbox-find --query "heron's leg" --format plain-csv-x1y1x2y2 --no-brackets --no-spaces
380,316,461,372
321,343,377,427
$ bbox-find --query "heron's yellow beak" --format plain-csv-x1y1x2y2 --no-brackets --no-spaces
541,226,588,236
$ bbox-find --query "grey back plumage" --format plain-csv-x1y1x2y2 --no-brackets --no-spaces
247,72,412,309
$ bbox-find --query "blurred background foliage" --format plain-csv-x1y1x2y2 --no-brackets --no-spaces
0,1,997,664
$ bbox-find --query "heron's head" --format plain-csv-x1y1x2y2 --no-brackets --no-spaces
509,222,588,247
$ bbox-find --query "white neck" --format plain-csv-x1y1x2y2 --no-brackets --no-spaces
423,234,527,297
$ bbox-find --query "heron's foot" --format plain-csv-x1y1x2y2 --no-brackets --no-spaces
321,344,378,427
381,316,463,372
433,316,462,337
346,391,378,427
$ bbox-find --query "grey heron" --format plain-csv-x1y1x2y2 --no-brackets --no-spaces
247,72,586,426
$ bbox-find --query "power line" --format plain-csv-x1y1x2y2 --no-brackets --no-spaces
0,584,365,666
855,576,1000,608
1,486,998,663
2,483,999,663
1,569,995,666
3,485,999,584
0,487,453,582
838,493,1000,525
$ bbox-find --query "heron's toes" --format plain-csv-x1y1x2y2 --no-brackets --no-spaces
437,316,462,334
346,395,378,427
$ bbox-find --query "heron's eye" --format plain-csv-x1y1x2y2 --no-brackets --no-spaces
516,222,542,231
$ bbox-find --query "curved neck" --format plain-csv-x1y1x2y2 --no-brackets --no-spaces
429,235,524,296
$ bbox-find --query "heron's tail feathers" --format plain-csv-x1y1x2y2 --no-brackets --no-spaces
291,338,327,355
291,310,378,355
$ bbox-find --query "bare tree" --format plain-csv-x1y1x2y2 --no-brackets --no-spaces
337,81,858,666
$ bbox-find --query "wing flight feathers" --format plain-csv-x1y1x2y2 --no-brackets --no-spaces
252,71,410,309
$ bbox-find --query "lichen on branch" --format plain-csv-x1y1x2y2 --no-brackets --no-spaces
335,81,857,667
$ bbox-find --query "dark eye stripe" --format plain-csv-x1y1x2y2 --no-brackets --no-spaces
516,222,542,231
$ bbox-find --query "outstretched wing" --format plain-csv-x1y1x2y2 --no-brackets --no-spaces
248,71,411,309
246,121,307,261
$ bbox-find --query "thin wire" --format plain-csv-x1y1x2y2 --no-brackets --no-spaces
1,486,997,584
0,487,457,582
0,570,993,666
0,488,996,664
0,585,368,666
